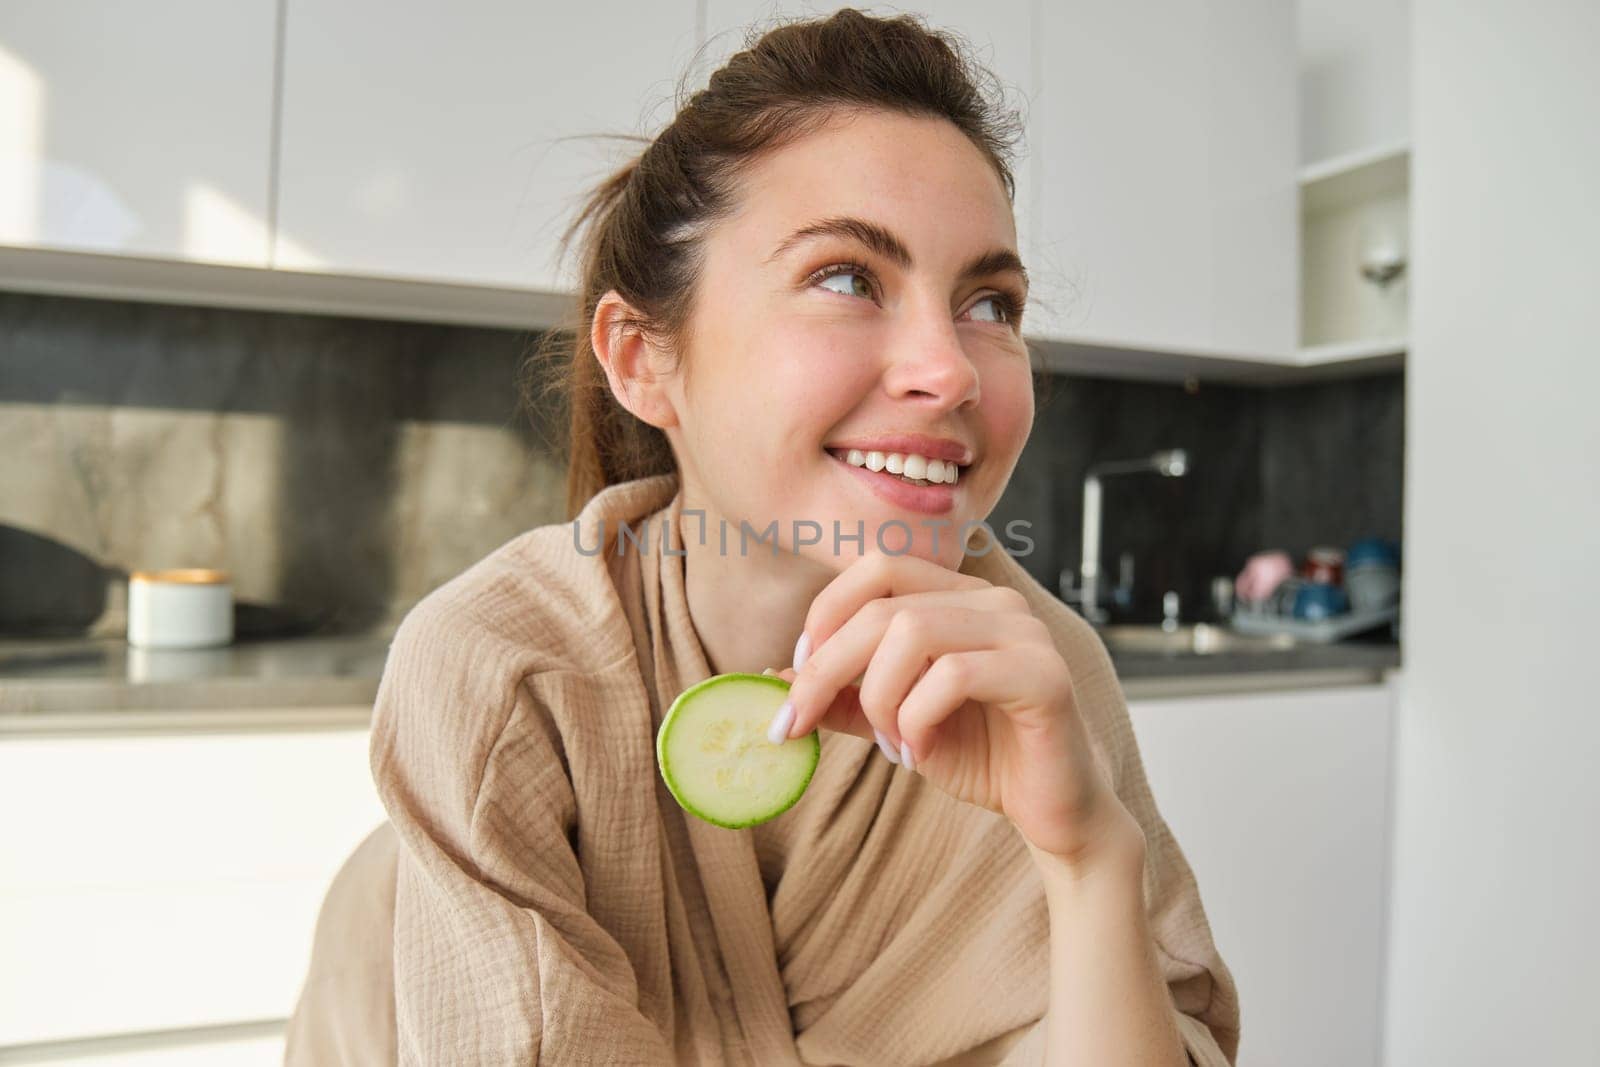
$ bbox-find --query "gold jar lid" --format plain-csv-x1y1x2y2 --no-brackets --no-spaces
128,568,231,585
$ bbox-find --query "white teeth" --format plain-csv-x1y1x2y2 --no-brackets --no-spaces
834,448,963,485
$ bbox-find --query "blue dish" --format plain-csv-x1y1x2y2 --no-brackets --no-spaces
1293,581,1351,620
1346,537,1400,570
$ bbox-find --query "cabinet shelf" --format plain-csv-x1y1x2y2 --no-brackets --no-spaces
1299,142,1411,358
1297,335,1407,367
1299,141,1411,210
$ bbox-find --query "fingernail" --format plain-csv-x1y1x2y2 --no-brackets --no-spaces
768,700,795,745
761,667,778,676
900,740,916,772
792,630,811,671
874,728,901,764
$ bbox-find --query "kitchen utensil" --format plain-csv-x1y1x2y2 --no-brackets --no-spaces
1210,575,1235,620
1292,581,1350,621
1236,550,1293,606
1346,538,1400,570
0,523,116,637
1346,561,1401,612
1301,546,1346,586
1274,575,1307,616
128,569,234,649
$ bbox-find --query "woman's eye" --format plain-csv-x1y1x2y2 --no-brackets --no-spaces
968,296,1007,323
816,269,874,301
966,293,1021,326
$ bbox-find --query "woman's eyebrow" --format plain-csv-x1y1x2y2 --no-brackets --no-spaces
766,215,1029,291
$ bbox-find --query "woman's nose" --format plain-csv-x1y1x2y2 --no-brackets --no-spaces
880,308,981,409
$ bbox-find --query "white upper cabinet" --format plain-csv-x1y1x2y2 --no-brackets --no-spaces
0,1,1300,366
1031,0,1297,360
1297,0,1410,166
0,0,277,266
273,1,701,292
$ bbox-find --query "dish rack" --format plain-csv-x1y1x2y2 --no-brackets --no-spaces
1229,604,1400,643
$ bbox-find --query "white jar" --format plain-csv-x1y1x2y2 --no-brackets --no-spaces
127,569,234,649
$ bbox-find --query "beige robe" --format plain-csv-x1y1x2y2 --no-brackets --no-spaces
286,472,1239,1065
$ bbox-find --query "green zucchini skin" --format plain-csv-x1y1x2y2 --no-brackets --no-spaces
656,672,821,829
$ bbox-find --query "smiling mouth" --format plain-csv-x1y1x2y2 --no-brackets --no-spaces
823,447,969,487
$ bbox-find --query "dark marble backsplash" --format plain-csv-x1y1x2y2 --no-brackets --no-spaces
1,290,1403,635
994,365,1405,622
1259,374,1405,563
0,291,567,637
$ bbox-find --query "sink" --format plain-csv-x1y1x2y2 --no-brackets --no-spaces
1096,623,1298,657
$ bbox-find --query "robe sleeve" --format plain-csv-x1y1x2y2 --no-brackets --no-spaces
369,604,674,1065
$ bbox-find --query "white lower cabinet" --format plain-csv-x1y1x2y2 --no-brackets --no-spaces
1128,683,1394,1067
0,722,384,1053
0,1028,286,1066
1,689,1393,1060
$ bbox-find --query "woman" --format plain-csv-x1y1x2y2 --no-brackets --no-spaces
287,9,1238,1065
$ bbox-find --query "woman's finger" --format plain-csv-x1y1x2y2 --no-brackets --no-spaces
796,548,991,665
896,645,1071,767
852,606,1046,749
769,667,879,745
785,586,1023,737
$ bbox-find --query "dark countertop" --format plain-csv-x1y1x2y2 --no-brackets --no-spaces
1105,639,1400,699
0,629,1401,733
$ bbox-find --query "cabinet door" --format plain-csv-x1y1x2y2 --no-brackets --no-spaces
0,1028,286,1066
701,2,1040,330
1032,0,1296,359
1128,685,1393,1067
274,0,700,292
0,0,278,265
0,726,385,1046
1298,0,1411,165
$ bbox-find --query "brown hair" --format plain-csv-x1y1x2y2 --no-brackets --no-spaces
520,7,1036,519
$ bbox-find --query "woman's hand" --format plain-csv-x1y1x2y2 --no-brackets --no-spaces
770,548,1143,871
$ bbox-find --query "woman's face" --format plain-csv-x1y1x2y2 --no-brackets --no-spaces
662,108,1034,572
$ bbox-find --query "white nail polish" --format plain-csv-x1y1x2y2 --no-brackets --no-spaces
875,728,901,764
793,630,811,671
900,741,916,772
767,700,795,745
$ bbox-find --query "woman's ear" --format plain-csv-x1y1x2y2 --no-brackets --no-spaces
590,290,680,430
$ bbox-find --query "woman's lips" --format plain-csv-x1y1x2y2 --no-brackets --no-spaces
825,448,961,516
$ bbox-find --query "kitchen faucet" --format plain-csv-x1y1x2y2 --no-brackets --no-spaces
1065,449,1189,625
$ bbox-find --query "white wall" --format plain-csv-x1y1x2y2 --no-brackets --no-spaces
1387,2,1600,1064
1297,0,1409,163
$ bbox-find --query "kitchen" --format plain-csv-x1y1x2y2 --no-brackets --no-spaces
0,2,1593,1065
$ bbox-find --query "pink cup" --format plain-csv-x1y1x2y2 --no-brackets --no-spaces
1236,551,1293,606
